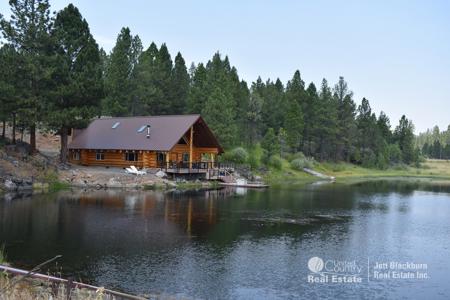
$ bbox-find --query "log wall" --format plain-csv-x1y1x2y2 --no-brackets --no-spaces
68,145,219,168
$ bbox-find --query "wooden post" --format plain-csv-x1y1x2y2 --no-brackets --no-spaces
166,151,170,170
189,126,193,169
210,153,215,169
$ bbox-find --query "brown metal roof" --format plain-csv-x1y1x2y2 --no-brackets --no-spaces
68,114,223,153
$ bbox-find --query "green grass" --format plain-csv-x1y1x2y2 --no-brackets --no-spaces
314,159,450,183
260,157,317,187
36,169,71,192
48,181,71,192
259,158,450,187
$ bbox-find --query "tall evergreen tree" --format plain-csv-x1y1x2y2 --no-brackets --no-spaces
260,78,285,132
187,63,208,113
394,115,415,163
152,43,173,114
284,71,305,151
246,86,263,145
0,45,19,141
133,42,160,115
356,98,380,166
303,82,319,155
49,4,103,162
170,52,189,114
377,111,392,143
316,79,338,160
261,128,280,157
202,87,237,148
333,76,356,161
1,0,55,153
103,27,141,116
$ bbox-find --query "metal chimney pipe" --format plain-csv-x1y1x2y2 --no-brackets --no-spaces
146,125,151,139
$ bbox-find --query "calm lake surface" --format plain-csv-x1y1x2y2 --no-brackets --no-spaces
1,181,450,299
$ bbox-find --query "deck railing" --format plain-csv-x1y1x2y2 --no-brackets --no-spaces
156,161,235,172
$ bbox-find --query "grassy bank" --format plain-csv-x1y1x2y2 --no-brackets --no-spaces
315,159,450,182
260,158,318,187
261,158,450,186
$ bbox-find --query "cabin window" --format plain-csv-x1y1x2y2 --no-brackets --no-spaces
156,152,166,163
125,152,138,161
182,153,189,162
96,151,105,160
72,152,80,161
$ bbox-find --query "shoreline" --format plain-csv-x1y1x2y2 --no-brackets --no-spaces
3,170,450,195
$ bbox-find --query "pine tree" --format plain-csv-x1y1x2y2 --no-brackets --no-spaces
49,4,103,162
394,115,415,164
316,79,338,160
202,87,237,148
377,111,392,143
261,128,280,157
187,63,208,113
260,78,285,133
284,71,305,152
133,42,160,115
303,82,319,156
103,27,141,116
153,43,173,114
333,76,356,161
171,52,189,114
246,86,263,145
0,45,19,141
356,98,380,166
1,0,55,153
285,100,303,151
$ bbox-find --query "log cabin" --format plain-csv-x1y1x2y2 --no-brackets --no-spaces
68,115,224,175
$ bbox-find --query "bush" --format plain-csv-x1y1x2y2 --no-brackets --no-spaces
361,149,376,168
268,155,283,170
376,153,388,170
387,143,402,164
247,144,264,170
287,152,306,162
290,157,313,170
224,147,249,164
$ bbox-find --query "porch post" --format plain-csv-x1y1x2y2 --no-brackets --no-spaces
166,151,170,170
210,153,215,169
189,126,193,169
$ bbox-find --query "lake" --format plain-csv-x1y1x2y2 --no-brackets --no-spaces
1,181,450,299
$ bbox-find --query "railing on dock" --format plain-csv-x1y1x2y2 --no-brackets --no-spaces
156,161,235,174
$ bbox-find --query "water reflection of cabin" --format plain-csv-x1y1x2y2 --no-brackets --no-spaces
68,115,224,176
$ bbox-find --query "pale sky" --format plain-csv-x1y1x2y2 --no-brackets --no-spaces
1,0,449,133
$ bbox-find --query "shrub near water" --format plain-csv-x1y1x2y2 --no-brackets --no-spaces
290,157,314,170
289,152,315,170
224,147,249,164
268,155,283,170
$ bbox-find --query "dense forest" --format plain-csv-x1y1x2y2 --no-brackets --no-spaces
416,126,450,159
0,0,422,167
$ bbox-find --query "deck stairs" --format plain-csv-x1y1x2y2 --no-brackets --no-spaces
207,168,235,183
